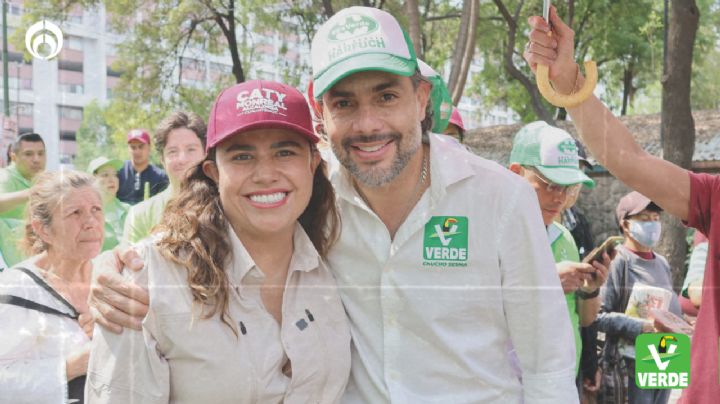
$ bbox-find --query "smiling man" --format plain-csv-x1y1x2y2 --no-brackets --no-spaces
311,6,578,402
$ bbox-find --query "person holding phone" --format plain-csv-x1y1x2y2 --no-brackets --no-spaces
508,121,610,378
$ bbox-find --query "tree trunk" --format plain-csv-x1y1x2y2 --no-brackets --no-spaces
322,0,334,17
405,0,423,58
216,0,244,83
657,0,699,289
492,0,554,124
447,0,472,97
621,66,633,116
449,0,479,104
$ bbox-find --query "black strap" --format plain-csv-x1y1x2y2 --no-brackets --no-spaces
0,266,80,319
0,294,78,320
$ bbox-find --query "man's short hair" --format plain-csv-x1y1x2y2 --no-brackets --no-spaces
12,132,45,153
409,70,434,137
154,111,207,155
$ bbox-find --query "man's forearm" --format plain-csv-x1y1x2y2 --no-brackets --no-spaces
564,89,690,220
577,295,600,327
0,189,30,214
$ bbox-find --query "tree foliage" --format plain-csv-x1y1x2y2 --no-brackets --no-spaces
13,0,720,134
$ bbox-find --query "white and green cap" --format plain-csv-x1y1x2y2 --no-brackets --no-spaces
417,59,452,133
311,6,418,98
509,121,595,188
87,156,122,175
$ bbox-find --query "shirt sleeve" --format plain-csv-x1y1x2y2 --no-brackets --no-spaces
685,171,720,235
85,266,169,403
123,205,149,244
595,256,644,339
682,241,708,296
497,182,578,404
0,304,68,403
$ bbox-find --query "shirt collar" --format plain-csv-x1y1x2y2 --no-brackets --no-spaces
6,163,31,187
547,222,564,244
226,222,320,286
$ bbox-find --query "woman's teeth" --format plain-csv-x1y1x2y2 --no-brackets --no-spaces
249,192,286,204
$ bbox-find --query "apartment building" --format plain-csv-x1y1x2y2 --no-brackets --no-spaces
0,1,308,169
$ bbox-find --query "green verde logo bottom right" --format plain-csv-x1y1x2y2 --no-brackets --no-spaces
635,333,691,389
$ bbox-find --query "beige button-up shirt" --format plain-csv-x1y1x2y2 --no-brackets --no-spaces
87,223,351,403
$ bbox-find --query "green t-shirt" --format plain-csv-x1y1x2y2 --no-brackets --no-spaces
123,187,173,243
0,164,31,220
548,221,582,374
0,217,26,267
102,197,131,252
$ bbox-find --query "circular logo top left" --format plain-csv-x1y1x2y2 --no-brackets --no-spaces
25,20,64,60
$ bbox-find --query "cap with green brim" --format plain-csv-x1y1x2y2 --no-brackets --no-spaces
87,156,123,175
311,6,418,98
418,59,453,133
509,121,595,188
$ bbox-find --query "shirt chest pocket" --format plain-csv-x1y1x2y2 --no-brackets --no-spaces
281,296,351,399
154,312,267,403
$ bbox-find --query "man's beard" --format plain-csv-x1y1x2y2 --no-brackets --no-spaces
332,133,421,188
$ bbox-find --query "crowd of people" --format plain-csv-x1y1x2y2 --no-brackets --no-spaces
0,5,716,404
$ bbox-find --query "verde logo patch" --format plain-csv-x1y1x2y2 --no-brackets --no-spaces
635,333,690,389
328,14,379,42
557,139,577,154
422,216,468,268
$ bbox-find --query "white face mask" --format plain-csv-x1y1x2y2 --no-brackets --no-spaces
628,220,662,248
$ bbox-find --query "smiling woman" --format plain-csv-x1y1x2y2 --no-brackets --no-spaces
86,80,350,404
0,170,104,403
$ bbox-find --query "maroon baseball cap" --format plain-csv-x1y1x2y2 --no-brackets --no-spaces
206,80,318,152
127,129,151,144
449,107,465,131
616,191,662,227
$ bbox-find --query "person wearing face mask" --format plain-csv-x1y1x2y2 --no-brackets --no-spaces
596,191,681,404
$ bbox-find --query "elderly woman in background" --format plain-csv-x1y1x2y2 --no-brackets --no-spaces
88,157,130,251
0,170,104,403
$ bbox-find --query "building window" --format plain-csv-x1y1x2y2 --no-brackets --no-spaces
60,131,77,140
59,83,84,94
9,3,22,16
66,36,84,51
59,106,83,120
7,76,32,90
58,60,83,72
11,102,32,116
210,62,231,74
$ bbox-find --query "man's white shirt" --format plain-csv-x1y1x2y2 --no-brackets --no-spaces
327,133,578,403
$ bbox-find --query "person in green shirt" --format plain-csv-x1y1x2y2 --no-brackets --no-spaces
0,133,46,266
0,217,24,267
123,111,206,243
87,156,130,252
0,133,46,220
508,121,610,374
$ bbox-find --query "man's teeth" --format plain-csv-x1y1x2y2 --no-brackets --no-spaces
249,192,286,204
357,144,384,152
